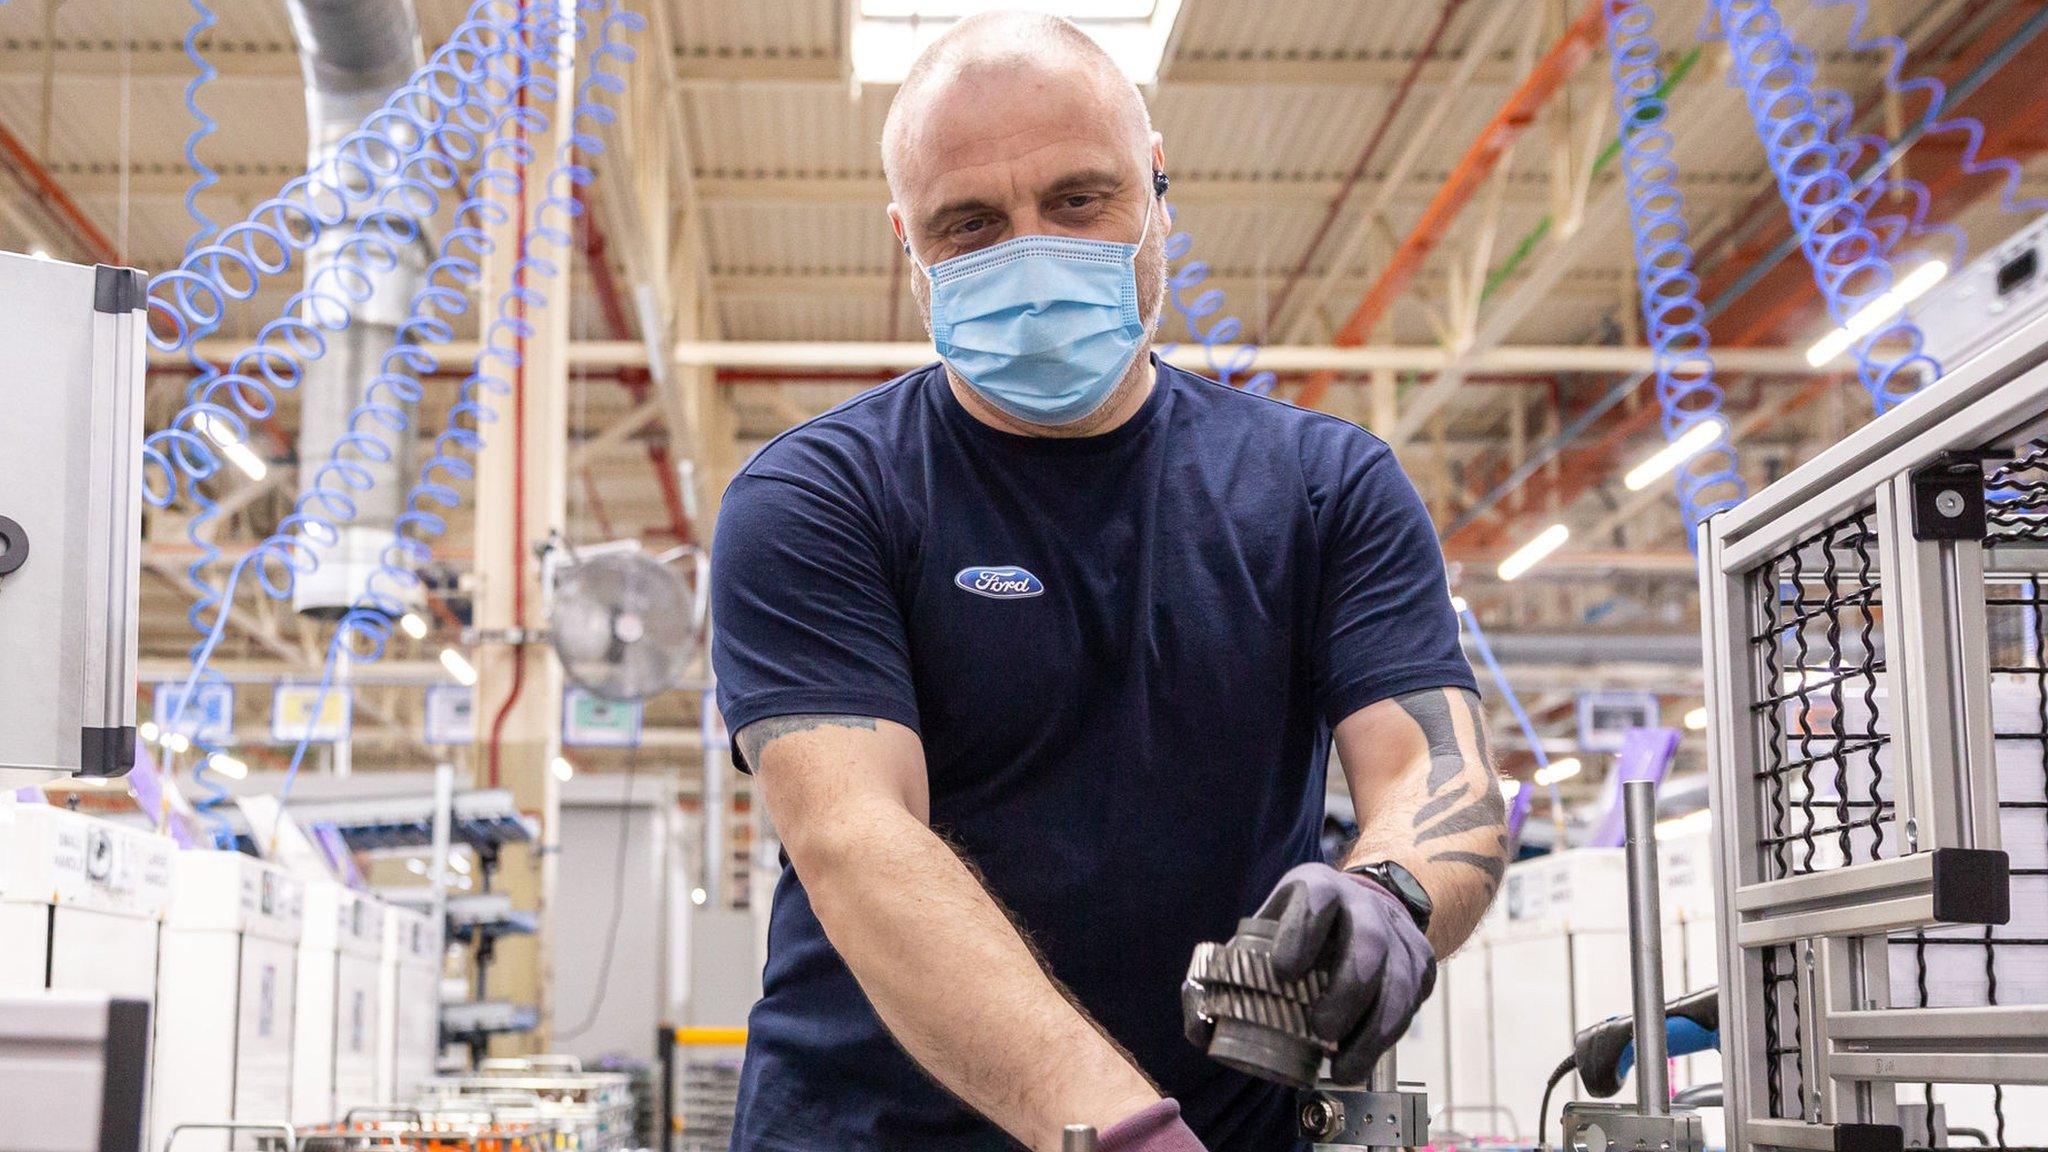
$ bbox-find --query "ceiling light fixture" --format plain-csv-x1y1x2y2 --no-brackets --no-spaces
439,648,478,687
1533,757,1583,787
399,612,430,640
850,0,1184,85
1683,706,1709,731
1805,261,1949,367
194,413,269,482
1498,523,1569,581
1624,420,1727,492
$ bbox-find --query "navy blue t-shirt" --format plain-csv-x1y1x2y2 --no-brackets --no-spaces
711,359,1475,1152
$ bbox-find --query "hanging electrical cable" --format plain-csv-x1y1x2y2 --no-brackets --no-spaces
1602,0,1745,543
1711,0,1940,412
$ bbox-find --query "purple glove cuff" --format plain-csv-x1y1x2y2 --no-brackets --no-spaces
1098,1099,1206,1152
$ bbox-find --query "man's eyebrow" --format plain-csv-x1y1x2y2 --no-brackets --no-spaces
1040,168,1127,198
917,169,1130,231
921,195,1004,230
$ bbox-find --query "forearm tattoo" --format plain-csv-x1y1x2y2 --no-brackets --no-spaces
737,713,878,767
1396,688,1508,891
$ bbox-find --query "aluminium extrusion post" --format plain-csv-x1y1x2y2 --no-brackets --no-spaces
1700,512,1770,1152
1877,471,2001,856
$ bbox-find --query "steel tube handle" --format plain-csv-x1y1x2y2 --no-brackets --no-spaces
163,1121,297,1152
1623,779,1671,1116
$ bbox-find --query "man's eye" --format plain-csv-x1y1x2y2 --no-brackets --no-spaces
1062,195,1097,210
957,218,988,235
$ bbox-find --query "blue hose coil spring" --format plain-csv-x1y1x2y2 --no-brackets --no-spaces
151,0,574,823
1815,0,2048,223
174,0,237,836
157,1,643,800
284,1,648,796
1159,205,1276,396
1604,0,1746,541
1794,39,1964,270
180,0,221,255
1713,0,1939,412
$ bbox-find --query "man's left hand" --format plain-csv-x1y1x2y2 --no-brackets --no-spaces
1259,862,1437,1084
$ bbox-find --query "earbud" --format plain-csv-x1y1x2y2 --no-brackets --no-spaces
1153,170,1170,198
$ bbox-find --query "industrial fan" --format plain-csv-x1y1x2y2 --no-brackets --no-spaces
548,546,703,702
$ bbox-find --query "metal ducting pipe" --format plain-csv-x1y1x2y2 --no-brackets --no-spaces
284,0,428,618
1462,632,1706,668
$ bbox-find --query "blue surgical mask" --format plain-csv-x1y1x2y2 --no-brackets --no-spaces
918,202,1153,427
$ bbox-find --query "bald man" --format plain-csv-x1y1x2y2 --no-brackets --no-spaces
710,12,1506,1152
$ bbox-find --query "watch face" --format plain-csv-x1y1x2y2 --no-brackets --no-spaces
1386,864,1432,913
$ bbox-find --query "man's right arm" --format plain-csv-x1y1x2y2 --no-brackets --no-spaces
742,713,1165,1152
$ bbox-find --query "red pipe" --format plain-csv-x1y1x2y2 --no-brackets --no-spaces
580,470,618,539
1261,0,1465,337
485,6,535,790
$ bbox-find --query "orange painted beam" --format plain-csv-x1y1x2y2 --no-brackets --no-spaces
0,116,118,264
1295,0,1608,410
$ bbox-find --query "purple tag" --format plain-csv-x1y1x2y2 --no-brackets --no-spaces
1587,727,1682,848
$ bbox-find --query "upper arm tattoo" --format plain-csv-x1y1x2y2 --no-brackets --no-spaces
1396,690,1468,795
736,713,878,767
1393,688,1508,887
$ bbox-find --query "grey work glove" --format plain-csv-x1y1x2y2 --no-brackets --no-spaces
1259,862,1438,1084
1097,1099,1208,1152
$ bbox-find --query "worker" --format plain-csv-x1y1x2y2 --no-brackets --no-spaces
709,11,1507,1152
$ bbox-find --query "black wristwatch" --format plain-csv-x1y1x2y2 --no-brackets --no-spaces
1344,860,1434,936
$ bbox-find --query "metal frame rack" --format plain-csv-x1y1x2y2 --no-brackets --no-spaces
1699,305,2048,1152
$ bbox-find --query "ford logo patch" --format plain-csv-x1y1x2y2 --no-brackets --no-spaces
955,565,1044,600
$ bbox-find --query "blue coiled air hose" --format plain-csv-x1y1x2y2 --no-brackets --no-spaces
1160,204,1277,396
158,1,645,802
153,1,569,828
1815,0,2048,224
274,1,650,798
1604,0,1745,542
1712,0,1940,412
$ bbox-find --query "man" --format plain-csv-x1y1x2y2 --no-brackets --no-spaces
709,12,1507,1152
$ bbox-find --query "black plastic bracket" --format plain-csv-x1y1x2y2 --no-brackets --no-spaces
1834,1123,1905,1152
0,513,26,576
1930,846,2011,925
78,725,136,778
1910,453,1991,541
92,265,147,314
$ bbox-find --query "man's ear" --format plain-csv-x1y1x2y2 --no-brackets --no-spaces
888,204,910,254
1151,132,1166,178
